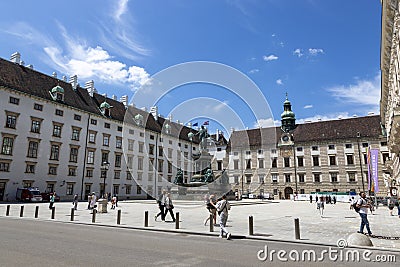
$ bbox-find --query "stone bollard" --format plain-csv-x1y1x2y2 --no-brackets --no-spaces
20,206,24,217
117,209,121,225
144,211,148,227
51,207,55,219
92,209,96,223
294,218,300,240
175,212,180,229
6,205,10,216
249,216,254,235
70,208,74,221
209,214,214,232
347,233,373,247
35,206,39,218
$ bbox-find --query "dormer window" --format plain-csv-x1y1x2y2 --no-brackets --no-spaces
134,114,144,126
50,85,64,102
100,101,112,118
164,123,171,134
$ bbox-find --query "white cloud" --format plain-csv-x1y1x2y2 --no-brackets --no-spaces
254,118,279,128
272,33,276,37
293,49,303,57
114,0,129,22
263,54,278,61
276,79,283,85
327,74,380,107
308,48,324,56
248,69,259,74
303,105,313,109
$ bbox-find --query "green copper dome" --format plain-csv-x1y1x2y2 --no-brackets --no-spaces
281,109,295,119
100,101,111,109
51,85,64,94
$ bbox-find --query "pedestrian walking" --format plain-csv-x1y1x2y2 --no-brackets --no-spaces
49,192,56,209
164,193,176,222
155,190,166,221
396,198,400,218
356,192,372,236
317,196,324,217
90,192,97,210
204,194,217,226
309,195,313,203
73,194,78,210
333,196,337,204
111,195,117,209
350,197,356,210
87,193,92,209
216,195,231,240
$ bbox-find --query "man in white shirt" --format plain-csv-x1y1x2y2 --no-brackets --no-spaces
217,194,231,240
356,192,372,236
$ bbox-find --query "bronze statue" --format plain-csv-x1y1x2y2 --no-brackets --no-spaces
173,168,184,184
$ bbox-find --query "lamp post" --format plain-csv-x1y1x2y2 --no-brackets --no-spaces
356,132,365,192
101,161,110,198
188,131,194,176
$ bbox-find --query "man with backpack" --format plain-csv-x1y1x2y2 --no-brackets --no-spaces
356,192,372,236
216,195,231,240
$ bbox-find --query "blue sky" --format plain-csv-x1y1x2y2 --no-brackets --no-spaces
0,0,382,135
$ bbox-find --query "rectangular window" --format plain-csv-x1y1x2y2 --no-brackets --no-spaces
53,124,62,137
259,175,264,183
348,173,356,182
66,184,74,195
69,147,79,162
1,137,14,155
138,142,144,153
71,128,80,141
0,162,10,172
345,144,352,149
114,171,120,179
89,132,96,143
168,162,172,173
258,149,263,155
27,141,39,158
9,96,19,105
328,144,335,150
312,146,318,151
246,159,251,169
296,147,303,152
297,157,304,167
362,143,368,148
86,169,93,177
300,189,305,194
48,165,57,175
272,174,278,183
137,185,142,194
140,132,144,137
103,135,110,146
101,152,109,164
312,156,319,166
168,148,173,158
149,144,154,155
234,175,239,184
6,114,17,129
314,173,320,183
128,140,134,151
74,114,81,121
126,185,131,195
127,172,132,180
284,157,290,167
31,120,41,133
104,122,110,129
234,160,239,170
127,156,133,169
91,119,97,125
87,151,95,164
331,173,338,183
298,173,305,183
116,137,122,149
25,163,35,173
159,146,163,157
55,109,64,116
149,158,154,171
246,175,251,184
115,154,122,167
137,157,143,170
285,174,291,183
346,154,354,165
329,155,336,166
217,161,223,170
50,145,60,160
381,141,388,146
34,103,43,111
272,158,277,168
117,126,123,132
258,159,264,169
68,167,77,176
245,151,251,155
150,135,155,140
382,153,390,163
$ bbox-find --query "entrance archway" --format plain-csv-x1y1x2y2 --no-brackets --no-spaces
284,187,293,199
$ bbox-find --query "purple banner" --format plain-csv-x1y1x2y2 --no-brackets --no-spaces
370,149,379,193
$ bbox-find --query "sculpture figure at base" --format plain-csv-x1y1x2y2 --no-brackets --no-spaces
173,168,184,185
204,168,214,183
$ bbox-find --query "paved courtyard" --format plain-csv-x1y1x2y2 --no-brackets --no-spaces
1,199,399,250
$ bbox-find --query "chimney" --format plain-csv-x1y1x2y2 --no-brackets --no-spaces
168,114,173,121
85,80,94,96
120,95,128,106
26,64,33,69
187,122,192,128
150,106,158,120
368,112,375,116
70,75,78,90
141,107,147,112
10,52,21,64
230,127,235,133
112,95,117,101
52,72,57,78
62,75,67,82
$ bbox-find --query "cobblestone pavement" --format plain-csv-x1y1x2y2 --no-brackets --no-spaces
1,200,399,250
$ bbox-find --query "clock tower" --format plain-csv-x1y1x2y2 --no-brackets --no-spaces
281,94,296,133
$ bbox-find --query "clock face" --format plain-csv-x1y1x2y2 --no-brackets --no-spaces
282,135,289,141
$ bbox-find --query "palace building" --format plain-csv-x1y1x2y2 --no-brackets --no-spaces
227,97,389,199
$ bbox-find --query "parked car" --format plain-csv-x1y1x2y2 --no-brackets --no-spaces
16,188,43,202
41,192,61,202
